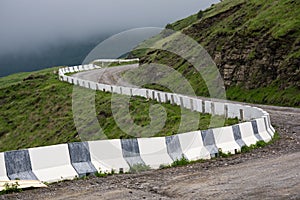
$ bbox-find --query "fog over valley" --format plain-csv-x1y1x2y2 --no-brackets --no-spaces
0,0,219,77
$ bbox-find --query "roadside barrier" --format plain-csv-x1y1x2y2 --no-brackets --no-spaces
0,60,276,185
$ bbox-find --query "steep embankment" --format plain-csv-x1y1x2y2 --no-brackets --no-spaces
0,67,237,152
130,0,300,107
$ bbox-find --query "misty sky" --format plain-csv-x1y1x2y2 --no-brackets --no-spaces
0,0,219,55
0,0,220,76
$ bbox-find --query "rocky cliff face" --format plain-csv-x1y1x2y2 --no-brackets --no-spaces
183,0,299,89
209,31,299,89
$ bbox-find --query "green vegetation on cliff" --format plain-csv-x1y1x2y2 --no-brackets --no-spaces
130,0,300,107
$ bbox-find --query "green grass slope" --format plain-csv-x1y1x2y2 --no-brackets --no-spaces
0,68,237,152
130,0,300,107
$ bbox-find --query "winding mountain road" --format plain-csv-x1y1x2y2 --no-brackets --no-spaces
3,65,299,200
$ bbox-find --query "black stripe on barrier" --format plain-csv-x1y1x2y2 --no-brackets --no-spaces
4,150,38,180
201,129,219,157
68,142,97,177
232,125,246,147
165,135,183,161
251,120,263,141
121,139,145,167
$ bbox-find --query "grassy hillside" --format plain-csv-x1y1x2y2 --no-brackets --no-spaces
130,0,300,107
0,68,237,152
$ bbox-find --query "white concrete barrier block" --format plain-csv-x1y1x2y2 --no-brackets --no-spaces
158,92,166,103
76,79,82,86
227,103,243,119
182,97,191,110
267,114,275,133
78,65,84,71
263,114,275,136
0,153,9,181
88,140,130,173
243,105,255,121
105,84,113,92
89,82,97,90
173,95,181,106
178,131,210,160
77,79,82,87
105,85,113,93
87,81,93,89
165,93,172,103
74,66,79,72
111,86,120,94
69,67,74,73
64,68,70,74
79,80,85,88
68,77,73,84
193,99,202,113
167,93,174,104
205,101,212,114
212,126,241,154
62,76,68,82
162,92,168,103
121,87,132,96
150,90,156,100
254,108,264,118
132,88,147,98
97,83,110,92
238,122,259,146
84,81,90,89
58,69,64,75
96,83,103,91
88,64,95,70
29,144,78,183
83,65,89,71
137,137,173,169
214,102,225,116
97,83,106,91
251,106,261,119
256,118,272,142
72,78,77,86
141,89,149,98
110,85,118,93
